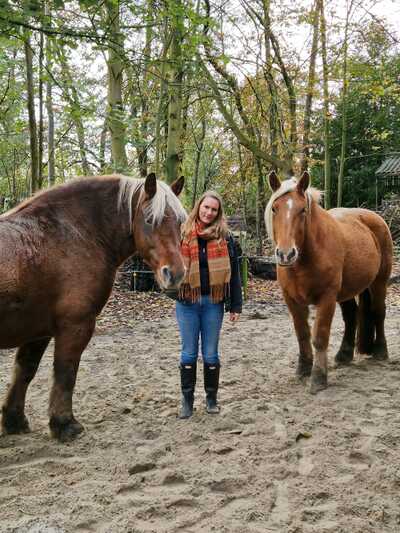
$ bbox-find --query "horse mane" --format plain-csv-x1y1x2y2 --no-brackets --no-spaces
118,175,187,229
3,174,187,230
265,177,323,242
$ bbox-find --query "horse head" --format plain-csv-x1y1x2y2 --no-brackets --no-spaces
133,173,187,289
266,171,310,267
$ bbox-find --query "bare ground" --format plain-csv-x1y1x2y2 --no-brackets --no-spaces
1,279,400,533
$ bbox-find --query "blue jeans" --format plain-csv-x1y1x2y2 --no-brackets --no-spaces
176,295,224,365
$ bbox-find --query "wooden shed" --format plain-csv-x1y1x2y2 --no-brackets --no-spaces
375,154,400,205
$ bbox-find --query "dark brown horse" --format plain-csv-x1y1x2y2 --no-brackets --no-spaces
266,171,393,394
0,173,186,441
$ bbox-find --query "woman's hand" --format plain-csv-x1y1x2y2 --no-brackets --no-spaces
229,312,240,323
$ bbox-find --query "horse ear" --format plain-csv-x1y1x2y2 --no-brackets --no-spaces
268,171,281,192
297,171,310,195
171,176,184,197
144,173,157,200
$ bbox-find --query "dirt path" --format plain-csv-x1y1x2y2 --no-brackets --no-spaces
1,287,400,532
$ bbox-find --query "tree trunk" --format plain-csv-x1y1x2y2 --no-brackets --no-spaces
237,142,248,227
45,7,55,187
255,156,265,255
154,17,170,177
192,116,206,207
137,0,154,177
268,32,297,169
99,118,108,171
337,0,353,207
24,34,39,193
165,0,184,184
301,1,320,173
106,0,128,173
38,30,44,188
319,0,331,208
262,0,278,170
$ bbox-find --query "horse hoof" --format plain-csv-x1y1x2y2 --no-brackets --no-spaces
334,350,354,366
372,345,389,361
50,416,84,442
1,410,31,435
296,365,312,377
372,352,389,361
310,370,327,394
296,360,313,377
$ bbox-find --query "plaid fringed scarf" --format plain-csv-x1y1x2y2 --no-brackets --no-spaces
179,221,231,303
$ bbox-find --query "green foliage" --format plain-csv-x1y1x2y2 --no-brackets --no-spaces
313,20,400,209
0,0,399,225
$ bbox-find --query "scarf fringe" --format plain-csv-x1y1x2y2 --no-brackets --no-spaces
210,282,230,303
179,282,230,304
179,284,201,303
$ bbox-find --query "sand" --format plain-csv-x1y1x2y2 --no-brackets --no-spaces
1,288,400,533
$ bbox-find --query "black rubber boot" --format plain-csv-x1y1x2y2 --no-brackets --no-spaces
179,362,197,419
204,363,220,414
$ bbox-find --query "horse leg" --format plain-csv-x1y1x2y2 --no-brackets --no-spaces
49,319,95,442
335,298,357,365
2,337,51,434
284,295,313,377
369,280,389,360
310,297,336,394
357,288,375,355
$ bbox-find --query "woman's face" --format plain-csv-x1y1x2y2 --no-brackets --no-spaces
198,196,220,226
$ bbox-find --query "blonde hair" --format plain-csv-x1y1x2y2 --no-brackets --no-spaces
182,190,229,240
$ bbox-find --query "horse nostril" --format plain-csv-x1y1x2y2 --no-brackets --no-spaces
160,265,185,287
161,266,172,284
287,248,297,262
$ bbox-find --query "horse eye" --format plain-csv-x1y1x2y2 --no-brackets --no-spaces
272,206,277,215
144,217,153,226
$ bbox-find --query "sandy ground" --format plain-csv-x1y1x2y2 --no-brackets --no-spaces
1,280,400,533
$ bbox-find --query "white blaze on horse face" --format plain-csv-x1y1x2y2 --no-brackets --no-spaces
274,195,300,266
286,198,293,220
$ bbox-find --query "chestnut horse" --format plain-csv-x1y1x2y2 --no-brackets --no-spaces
0,173,186,441
265,171,392,394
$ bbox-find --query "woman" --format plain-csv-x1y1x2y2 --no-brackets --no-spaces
176,191,242,419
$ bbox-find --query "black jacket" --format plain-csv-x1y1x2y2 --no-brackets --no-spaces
224,234,243,313
166,234,242,313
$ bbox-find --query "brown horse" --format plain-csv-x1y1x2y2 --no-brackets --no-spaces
265,171,393,394
0,173,186,441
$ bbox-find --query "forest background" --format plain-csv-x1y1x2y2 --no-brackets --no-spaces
0,0,399,252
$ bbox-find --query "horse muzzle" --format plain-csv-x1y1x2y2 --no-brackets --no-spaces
275,246,298,266
158,265,185,289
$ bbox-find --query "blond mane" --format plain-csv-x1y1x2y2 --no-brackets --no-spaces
118,175,187,230
2,174,187,232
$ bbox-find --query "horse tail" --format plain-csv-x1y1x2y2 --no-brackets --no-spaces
357,288,375,354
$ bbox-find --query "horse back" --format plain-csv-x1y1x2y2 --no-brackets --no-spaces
329,208,392,300
329,208,392,271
